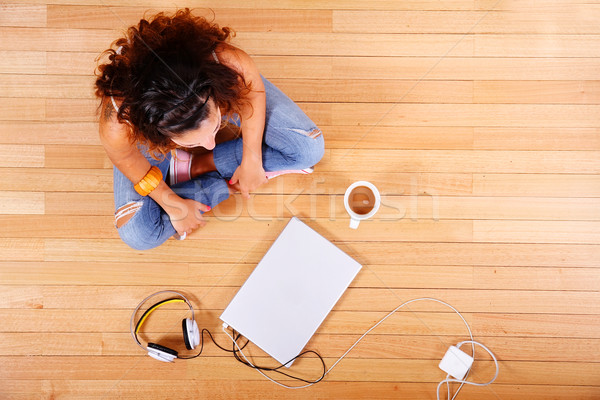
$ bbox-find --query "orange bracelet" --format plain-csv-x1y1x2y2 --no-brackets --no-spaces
134,166,163,196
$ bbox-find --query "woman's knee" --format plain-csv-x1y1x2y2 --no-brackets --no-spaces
115,201,143,229
115,201,164,251
294,128,324,167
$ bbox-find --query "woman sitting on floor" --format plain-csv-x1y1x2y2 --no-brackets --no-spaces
95,9,324,250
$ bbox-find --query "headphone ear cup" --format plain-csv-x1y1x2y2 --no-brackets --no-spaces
147,342,178,362
182,318,200,350
182,319,192,350
190,319,200,348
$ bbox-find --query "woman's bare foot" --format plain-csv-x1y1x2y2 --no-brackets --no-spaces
190,151,217,178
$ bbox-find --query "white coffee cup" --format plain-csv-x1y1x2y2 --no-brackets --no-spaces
343,181,381,229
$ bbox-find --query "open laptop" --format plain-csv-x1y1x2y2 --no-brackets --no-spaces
220,217,362,367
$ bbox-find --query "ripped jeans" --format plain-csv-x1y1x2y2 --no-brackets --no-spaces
114,76,325,250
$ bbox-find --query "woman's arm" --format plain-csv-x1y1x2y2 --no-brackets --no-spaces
99,99,210,236
218,45,268,198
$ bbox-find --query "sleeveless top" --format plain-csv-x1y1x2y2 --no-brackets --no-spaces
110,50,220,114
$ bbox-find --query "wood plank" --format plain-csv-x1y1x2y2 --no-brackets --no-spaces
0,27,117,53
45,192,112,215
0,145,44,167
324,126,475,150
42,238,271,263
325,126,600,151
317,335,600,363
0,98,45,121
0,168,113,192
0,215,119,239
334,9,600,34
426,57,600,81
473,127,600,150
270,79,473,103
235,32,475,57
5,0,594,11
491,0,600,12
335,10,485,34
0,74,95,98
0,51,46,74
433,196,600,221
0,238,44,261
0,191,44,214
474,34,600,57
473,174,600,197
47,51,98,75
42,239,600,267
326,360,596,386
44,145,111,169
233,32,600,58
474,80,600,104
328,56,600,80
396,196,600,221
0,4,46,28
1,381,598,400
0,122,100,145
6,0,496,11
325,149,600,174
45,98,97,122
325,103,600,128
47,6,333,32
0,309,140,332
0,261,195,286
0,356,598,386
252,172,474,196
474,220,600,244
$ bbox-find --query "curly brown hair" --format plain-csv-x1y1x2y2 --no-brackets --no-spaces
95,9,250,157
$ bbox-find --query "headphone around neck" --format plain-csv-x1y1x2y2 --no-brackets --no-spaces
130,290,200,362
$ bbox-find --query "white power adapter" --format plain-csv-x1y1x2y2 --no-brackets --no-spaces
438,346,474,380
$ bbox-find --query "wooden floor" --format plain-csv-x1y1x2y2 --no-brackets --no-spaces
1,1,600,399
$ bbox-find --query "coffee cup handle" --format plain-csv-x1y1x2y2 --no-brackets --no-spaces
349,218,360,230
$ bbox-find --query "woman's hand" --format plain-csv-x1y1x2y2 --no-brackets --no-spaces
229,161,267,198
164,196,212,237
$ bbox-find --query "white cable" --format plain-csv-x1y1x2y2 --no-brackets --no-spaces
222,297,498,394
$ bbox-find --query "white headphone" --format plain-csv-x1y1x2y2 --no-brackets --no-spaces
130,290,200,362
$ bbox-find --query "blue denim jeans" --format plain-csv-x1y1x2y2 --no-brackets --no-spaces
114,76,324,250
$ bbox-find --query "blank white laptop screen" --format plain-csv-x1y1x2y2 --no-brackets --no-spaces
220,217,362,367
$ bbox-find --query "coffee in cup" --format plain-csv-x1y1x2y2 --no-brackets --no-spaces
348,186,376,215
344,181,381,229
